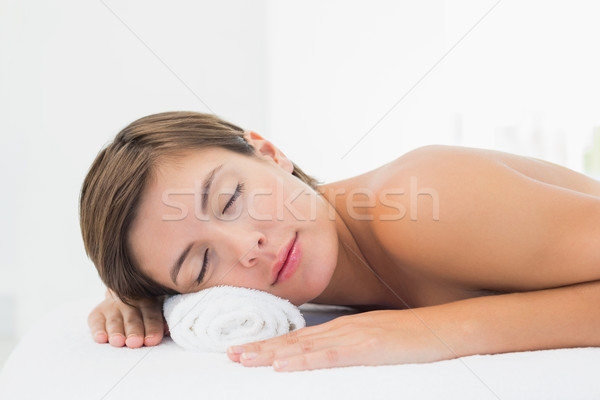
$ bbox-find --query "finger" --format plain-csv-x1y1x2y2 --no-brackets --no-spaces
272,346,357,372
237,333,342,367
87,311,108,344
122,306,145,348
105,312,126,347
228,324,324,361
138,302,165,347
227,329,304,363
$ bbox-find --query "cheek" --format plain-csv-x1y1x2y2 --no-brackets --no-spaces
244,192,275,222
272,181,325,224
240,178,288,223
307,231,338,286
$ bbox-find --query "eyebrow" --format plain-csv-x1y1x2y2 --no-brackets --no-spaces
170,163,223,285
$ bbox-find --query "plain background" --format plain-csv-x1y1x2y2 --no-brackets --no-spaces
1,0,599,369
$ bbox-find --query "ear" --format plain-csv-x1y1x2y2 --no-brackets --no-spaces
243,130,294,174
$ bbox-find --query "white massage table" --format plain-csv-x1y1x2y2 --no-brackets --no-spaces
1,297,599,399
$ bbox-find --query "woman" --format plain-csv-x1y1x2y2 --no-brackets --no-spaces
82,111,600,372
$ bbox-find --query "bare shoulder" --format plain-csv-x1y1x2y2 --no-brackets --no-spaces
367,145,600,293
385,144,600,196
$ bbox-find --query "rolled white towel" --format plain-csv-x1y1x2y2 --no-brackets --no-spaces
163,285,305,352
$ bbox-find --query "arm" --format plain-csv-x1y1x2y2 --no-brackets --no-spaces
228,280,600,371
436,280,600,357
87,288,168,348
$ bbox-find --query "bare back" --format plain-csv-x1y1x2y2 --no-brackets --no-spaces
324,145,600,309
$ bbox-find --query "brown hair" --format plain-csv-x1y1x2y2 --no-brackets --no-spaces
79,111,321,306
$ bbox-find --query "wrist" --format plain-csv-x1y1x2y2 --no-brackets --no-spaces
408,303,485,362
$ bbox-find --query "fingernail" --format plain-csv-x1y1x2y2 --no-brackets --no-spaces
229,346,244,355
94,331,107,339
241,352,257,361
273,360,288,370
127,334,137,339
144,335,154,340
109,333,124,341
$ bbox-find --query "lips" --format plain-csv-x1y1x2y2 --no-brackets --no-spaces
271,233,299,285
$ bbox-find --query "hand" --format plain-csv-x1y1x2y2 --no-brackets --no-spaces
227,310,455,371
87,289,168,348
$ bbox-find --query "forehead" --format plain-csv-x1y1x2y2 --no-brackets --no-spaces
155,147,234,183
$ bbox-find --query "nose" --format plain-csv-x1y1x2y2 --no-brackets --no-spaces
223,228,266,268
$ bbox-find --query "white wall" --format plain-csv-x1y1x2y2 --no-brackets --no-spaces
0,0,268,351
1,0,600,368
266,0,447,182
266,0,600,183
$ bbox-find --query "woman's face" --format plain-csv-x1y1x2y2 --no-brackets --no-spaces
127,133,339,306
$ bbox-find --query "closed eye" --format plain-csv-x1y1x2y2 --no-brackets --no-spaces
196,248,209,284
223,182,245,213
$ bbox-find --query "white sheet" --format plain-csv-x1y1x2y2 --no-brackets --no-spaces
1,297,599,400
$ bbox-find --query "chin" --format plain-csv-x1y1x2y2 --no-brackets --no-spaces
289,298,306,307
298,273,335,307
284,286,323,307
